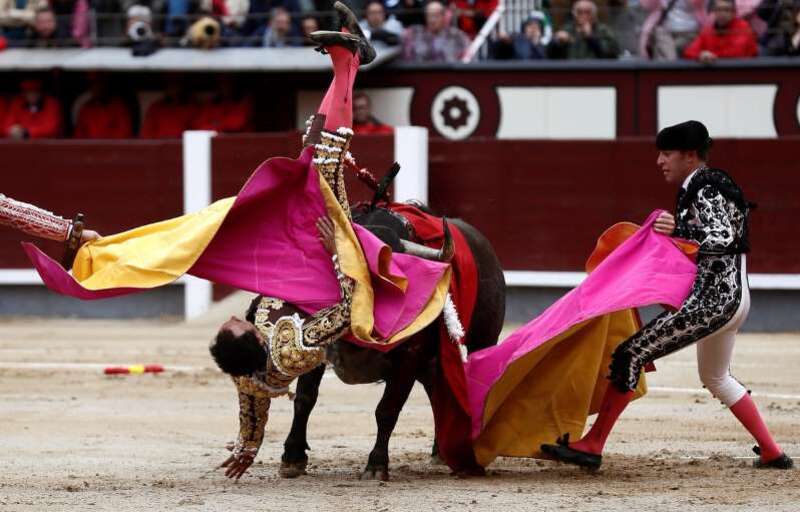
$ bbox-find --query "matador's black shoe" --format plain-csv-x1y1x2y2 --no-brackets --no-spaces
540,433,603,470
752,446,794,469
334,1,368,40
309,3,376,65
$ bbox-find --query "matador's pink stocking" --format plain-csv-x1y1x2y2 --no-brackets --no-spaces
317,45,360,130
729,393,783,463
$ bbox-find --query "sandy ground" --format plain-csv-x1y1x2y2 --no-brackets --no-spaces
0,310,798,511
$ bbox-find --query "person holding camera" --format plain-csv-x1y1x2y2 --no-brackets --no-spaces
547,0,621,59
125,4,161,56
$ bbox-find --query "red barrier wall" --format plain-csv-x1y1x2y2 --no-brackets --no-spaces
210,133,395,204
0,140,182,268
1,136,797,279
427,137,800,273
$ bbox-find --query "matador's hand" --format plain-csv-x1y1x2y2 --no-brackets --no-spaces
316,216,336,255
81,229,101,244
219,442,255,480
653,211,676,236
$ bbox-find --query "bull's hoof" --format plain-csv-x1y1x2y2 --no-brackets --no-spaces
429,453,446,466
360,465,389,481
279,460,308,478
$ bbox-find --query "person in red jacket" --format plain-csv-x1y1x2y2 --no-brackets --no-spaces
4,78,62,139
192,76,253,133
452,0,498,38
352,91,393,135
140,75,200,139
74,72,134,139
683,0,758,62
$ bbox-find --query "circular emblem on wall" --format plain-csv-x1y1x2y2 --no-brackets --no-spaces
796,95,800,129
431,86,480,140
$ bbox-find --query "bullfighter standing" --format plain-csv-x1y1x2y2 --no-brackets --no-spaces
542,120,793,471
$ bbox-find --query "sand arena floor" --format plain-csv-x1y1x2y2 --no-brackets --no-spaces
1,299,798,511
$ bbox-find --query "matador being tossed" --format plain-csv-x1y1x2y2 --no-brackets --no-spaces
1,3,455,480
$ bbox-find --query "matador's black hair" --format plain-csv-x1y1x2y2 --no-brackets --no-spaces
209,328,268,376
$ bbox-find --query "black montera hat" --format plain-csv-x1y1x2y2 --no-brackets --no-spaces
656,120,712,151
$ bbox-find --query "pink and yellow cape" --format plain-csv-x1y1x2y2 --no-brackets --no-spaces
466,211,698,467
22,146,451,347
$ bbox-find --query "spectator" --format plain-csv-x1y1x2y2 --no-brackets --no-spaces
140,75,199,138
0,0,47,41
7,7,60,47
125,5,161,56
51,0,90,47
683,0,758,61
549,0,614,29
192,76,253,132
219,0,250,37
359,0,403,47
240,0,301,45
74,72,134,139
608,0,646,57
92,0,126,45
640,0,706,59
402,0,470,62
452,0,497,38
387,0,425,26
491,15,547,59
3,78,62,139
641,0,760,58
548,0,620,59
758,0,800,55
352,91,393,134
300,15,318,44
260,6,301,46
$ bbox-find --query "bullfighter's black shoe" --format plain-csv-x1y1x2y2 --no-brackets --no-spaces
541,433,603,470
753,446,794,469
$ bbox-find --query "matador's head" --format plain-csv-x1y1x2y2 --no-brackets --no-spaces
209,317,268,376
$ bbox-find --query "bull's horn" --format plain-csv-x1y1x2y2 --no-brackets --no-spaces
400,218,455,263
440,219,455,262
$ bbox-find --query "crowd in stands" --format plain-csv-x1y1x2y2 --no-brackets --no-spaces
0,72,393,138
0,0,797,58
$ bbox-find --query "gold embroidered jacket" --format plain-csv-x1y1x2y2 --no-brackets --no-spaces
312,127,353,219
231,255,354,458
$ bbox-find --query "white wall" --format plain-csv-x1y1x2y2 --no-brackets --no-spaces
658,85,778,138
496,87,617,140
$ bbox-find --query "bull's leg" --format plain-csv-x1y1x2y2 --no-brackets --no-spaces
420,379,446,466
360,365,417,481
279,363,326,478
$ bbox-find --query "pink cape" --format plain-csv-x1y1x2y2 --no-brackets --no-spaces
22,147,448,343
465,210,698,438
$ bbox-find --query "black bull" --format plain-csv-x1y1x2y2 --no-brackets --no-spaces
244,206,506,480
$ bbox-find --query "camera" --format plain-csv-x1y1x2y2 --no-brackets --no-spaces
127,20,154,42
185,16,222,49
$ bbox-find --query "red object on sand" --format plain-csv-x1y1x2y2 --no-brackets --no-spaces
104,364,165,375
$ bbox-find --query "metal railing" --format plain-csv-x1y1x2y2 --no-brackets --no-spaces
1,4,796,59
